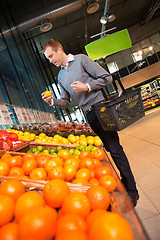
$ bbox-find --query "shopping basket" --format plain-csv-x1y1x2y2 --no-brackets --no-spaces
91,74,145,131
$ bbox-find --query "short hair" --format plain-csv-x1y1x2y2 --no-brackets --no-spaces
43,39,64,53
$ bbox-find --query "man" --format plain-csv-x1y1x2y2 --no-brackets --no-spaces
42,39,139,207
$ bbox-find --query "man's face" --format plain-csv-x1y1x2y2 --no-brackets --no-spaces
44,46,63,67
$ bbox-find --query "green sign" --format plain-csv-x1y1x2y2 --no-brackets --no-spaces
85,29,132,60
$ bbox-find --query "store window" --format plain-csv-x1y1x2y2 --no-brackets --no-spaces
132,51,143,62
107,62,119,74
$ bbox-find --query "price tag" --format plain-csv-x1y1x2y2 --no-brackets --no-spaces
0,104,12,124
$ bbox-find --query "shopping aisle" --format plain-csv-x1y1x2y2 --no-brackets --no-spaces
111,107,160,240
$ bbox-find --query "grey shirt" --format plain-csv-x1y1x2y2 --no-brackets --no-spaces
53,54,112,112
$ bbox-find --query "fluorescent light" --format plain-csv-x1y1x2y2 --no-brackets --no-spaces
149,46,153,50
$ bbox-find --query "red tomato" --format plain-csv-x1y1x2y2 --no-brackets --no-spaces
0,130,9,140
8,133,18,141
2,139,13,150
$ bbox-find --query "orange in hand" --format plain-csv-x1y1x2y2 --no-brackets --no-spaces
44,91,52,97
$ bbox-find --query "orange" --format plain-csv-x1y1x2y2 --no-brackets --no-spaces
89,178,99,186
76,168,91,181
88,212,134,240
19,206,57,240
94,165,111,179
36,154,51,168
44,91,52,97
79,157,95,171
64,157,80,170
0,222,19,240
15,190,45,221
30,168,47,180
64,164,77,181
56,230,87,240
43,179,69,208
92,149,105,161
8,156,23,168
18,175,29,179
44,158,62,173
86,185,110,210
99,175,117,192
90,170,95,179
72,178,88,185
0,153,12,163
48,166,66,180
56,213,87,236
0,161,9,176
86,209,108,230
22,158,37,175
61,192,91,219
0,179,25,201
58,149,71,160
0,195,15,226
22,152,35,161
9,167,24,177
79,150,92,159
92,158,101,169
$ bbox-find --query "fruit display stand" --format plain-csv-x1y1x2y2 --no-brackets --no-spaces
0,149,148,240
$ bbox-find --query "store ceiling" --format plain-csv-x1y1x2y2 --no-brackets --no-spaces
1,0,160,55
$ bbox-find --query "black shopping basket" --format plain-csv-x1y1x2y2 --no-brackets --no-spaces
91,74,145,131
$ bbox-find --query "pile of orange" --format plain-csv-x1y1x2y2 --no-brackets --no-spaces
0,149,116,189
0,178,134,240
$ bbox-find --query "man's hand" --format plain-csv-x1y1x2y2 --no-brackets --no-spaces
41,92,52,105
70,81,88,92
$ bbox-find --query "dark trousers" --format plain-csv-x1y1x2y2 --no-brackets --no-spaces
86,110,138,196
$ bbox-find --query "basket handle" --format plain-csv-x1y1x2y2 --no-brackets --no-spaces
98,73,126,99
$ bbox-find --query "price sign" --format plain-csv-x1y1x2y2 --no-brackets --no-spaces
50,114,56,122
0,104,12,124
29,109,36,123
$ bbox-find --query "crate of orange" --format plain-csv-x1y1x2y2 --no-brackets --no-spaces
0,176,148,239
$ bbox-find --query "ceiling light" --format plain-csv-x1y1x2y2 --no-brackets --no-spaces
149,46,153,50
87,0,99,14
100,16,108,24
100,14,116,24
40,20,53,32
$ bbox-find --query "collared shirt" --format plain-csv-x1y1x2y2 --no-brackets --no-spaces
62,54,74,70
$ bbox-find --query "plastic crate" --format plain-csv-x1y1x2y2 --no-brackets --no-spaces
92,88,145,131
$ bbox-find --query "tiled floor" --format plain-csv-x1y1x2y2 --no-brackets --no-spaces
115,107,160,240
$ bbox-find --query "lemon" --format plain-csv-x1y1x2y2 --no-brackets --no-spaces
68,134,77,144
34,138,41,142
94,137,103,147
18,131,24,136
87,136,94,145
41,138,48,143
51,139,59,144
61,138,69,145
79,138,87,146
39,133,46,138
24,131,30,136
30,133,36,139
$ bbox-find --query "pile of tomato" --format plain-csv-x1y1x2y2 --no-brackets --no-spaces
0,130,24,150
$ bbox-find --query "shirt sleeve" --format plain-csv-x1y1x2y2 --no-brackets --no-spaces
82,55,113,91
50,81,71,108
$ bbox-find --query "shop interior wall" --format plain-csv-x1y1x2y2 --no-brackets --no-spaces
121,61,160,89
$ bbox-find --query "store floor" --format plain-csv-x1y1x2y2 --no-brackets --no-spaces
109,107,160,240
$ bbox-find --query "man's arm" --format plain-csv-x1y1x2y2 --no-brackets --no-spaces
82,54,112,91
42,84,71,108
